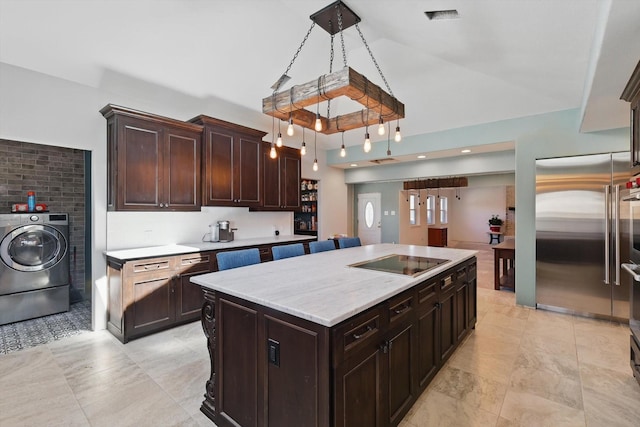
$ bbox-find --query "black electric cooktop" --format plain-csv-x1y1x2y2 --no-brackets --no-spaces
349,254,450,277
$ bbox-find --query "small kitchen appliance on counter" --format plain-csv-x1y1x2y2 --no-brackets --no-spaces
207,220,237,243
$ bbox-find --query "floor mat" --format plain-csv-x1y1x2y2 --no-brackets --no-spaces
0,299,91,354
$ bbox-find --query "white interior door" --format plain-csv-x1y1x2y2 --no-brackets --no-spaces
357,193,381,245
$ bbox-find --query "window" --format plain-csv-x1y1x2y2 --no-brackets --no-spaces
409,192,419,225
439,196,448,224
426,195,435,225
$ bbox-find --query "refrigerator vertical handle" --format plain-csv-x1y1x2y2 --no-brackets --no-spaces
614,185,621,286
604,185,610,285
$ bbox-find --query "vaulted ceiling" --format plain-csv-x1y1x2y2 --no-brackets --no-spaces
1,0,639,152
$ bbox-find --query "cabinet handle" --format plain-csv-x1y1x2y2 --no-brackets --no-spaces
144,264,160,270
379,340,393,354
352,325,373,340
393,303,410,315
434,302,441,309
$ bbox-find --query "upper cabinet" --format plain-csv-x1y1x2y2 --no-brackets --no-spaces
622,60,640,175
190,116,265,208
259,144,301,211
101,105,202,211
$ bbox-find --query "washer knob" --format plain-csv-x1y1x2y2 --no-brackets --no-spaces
30,215,39,222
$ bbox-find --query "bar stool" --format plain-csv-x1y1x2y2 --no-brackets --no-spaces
216,248,261,271
272,243,305,260
309,240,336,253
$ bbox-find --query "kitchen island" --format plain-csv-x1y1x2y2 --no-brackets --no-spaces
192,243,477,427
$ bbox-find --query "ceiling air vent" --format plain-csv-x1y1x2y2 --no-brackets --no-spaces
424,10,460,20
369,158,398,165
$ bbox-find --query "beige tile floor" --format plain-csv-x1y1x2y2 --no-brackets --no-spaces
1,242,639,426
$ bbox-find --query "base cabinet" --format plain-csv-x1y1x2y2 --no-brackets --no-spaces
201,257,477,427
107,252,214,343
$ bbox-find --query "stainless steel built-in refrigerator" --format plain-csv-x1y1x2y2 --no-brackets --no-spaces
536,152,630,320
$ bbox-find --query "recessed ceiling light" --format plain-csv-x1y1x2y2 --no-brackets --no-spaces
417,155,426,159
350,163,358,167
461,149,471,153
424,10,460,20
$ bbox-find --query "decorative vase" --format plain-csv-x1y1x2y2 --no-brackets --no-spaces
489,225,502,232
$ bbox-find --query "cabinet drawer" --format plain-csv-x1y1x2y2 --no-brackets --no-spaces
440,273,455,291
467,262,477,279
333,306,383,365
178,253,211,274
130,259,172,274
416,278,438,306
388,292,414,324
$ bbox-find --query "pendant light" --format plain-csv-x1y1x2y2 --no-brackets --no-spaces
270,114,278,159
363,95,371,153
340,131,346,157
276,120,283,147
263,1,405,136
300,127,307,156
394,98,402,142
287,88,295,136
377,96,385,136
313,131,319,171
363,132,371,153
315,80,323,132
287,115,294,136
386,122,391,156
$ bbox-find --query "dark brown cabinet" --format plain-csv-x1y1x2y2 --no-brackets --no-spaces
191,115,265,208
101,105,202,211
622,60,640,175
259,144,301,211
202,291,330,427
175,253,213,322
415,278,439,389
106,252,214,343
428,227,448,247
201,257,476,427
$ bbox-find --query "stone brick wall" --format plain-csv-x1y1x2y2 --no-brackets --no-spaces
0,139,87,302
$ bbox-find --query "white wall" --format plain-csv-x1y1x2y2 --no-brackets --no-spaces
0,62,349,330
301,149,348,240
449,186,507,243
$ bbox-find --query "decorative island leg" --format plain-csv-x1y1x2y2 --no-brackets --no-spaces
200,290,217,422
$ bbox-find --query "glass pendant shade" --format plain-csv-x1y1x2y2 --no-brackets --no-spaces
300,141,306,156
313,159,318,171
270,145,277,159
287,121,294,136
377,119,385,136
314,115,322,132
276,133,283,147
340,146,346,157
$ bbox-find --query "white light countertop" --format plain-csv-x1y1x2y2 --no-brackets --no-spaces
191,243,477,327
104,235,317,262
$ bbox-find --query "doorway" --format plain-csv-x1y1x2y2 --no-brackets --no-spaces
357,193,381,244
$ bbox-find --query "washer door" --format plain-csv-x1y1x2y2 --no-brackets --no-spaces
0,225,67,272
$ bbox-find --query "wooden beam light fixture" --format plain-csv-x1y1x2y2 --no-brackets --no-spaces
403,177,469,190
263,0,405,143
